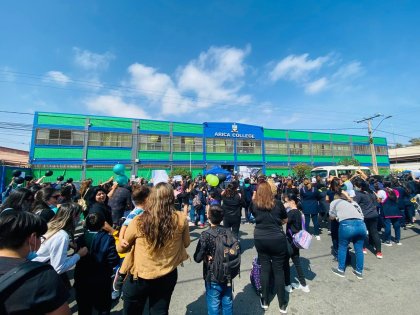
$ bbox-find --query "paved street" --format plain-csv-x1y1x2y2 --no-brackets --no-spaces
70,219,420,315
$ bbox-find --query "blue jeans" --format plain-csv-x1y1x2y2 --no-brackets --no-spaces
304,214,319,236
205,282,233,315
338,219,367,274
384,218,401,242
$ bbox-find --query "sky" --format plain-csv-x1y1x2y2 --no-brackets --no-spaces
0,0,419,151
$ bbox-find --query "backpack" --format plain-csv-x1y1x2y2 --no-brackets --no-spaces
288,215,312,250
250,256,262,294
192,193,203,208
205,227,241,284
0,261,51,307
244,185,253,203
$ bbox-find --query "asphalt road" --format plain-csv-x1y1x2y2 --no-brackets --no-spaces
70,217,420,315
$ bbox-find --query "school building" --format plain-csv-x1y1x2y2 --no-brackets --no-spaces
29,112,390,183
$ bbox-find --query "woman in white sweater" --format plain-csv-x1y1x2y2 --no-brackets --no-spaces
34,203,88,286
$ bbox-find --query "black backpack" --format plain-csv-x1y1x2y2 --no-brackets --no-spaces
205,227,241,284
0,261,51,312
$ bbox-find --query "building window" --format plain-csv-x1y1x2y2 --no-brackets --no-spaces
264,141,288,154
312,143,332,156
206,138,234,153
289,142,310,155
353,145,370,155
35,128,84,146
88,132,132,147
333,144,351,156
375,146,388,155
235,140,261,154
139,134,170,151
172,136,203,152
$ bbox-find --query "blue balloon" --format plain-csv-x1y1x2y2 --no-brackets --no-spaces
116,175,128,186
113,164,125,175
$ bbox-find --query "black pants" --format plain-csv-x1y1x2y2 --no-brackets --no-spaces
224,216,241,239
284,245,306,286
75,279,112,315
122,269,178,315
255,238,288,306
364,217,381,253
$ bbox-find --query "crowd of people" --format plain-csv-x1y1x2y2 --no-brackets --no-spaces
0,169,419,314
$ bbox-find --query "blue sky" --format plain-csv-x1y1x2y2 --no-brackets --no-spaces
1,0,419,150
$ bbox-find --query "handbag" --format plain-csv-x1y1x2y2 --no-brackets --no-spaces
288,214,312,250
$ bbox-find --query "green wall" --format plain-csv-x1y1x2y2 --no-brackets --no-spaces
138,151,171,161
264,129,287,139
172,122,203,134
206,153,235,162
172,152,203,161
87,148,131,160
32,168,83,182
34,148,83,159
266,168,291,176
139,120,170,132
265,155,289,163
90,117,132,129
236,154,263,162
37,113,85,126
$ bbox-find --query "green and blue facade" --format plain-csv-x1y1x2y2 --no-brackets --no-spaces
30,112,390,184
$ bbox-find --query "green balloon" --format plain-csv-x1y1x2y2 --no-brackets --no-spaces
207,174,219,187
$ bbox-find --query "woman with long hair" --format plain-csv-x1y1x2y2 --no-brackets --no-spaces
251,182,289,313
0,187,34,212
32,187,61,223
117,182,190,315
329,179,367,279
222,183,242,239
299,178,321,240
34,203,88,285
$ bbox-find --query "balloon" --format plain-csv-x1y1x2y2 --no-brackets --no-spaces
217,174,227,182
66,178,74,183
57,176,64,181
14,177,24,184
206,174,219,187
45,170,53,177
24,175,33,181
116,174,129,186
113,164,125,175
12,170,22,177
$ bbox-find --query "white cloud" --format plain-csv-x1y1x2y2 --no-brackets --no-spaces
270,53,329,82
44,71,70,85
85,95,150,119
73,47,114,70
305,77,329,94
333,61,363,79
126,45,252,115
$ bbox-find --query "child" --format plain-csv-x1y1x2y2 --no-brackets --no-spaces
284,192,310,293
74,212,120,315
194,205,238,315
113,185,150,292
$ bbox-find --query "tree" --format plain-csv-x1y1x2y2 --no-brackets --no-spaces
337,157,360,166
292,163,312,179
169,168,191,178
394,143,403,148
408,138,420,146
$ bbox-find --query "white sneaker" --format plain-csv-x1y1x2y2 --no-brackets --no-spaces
395,241,402,245
316,235,321,241
291,283,310,293
285,285,293,293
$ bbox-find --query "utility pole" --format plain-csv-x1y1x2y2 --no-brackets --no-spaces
356,114,392,175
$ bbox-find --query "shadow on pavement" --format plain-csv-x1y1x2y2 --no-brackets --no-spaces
234,283,266,315
185,290,206,314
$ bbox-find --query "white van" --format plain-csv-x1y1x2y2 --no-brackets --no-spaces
311,165,371,179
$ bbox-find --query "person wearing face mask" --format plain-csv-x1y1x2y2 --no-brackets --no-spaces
0,187,34,212
0,209,71,314
32,187,61,223
33,203,88,289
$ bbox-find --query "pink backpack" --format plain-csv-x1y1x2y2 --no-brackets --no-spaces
289,215,312,250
